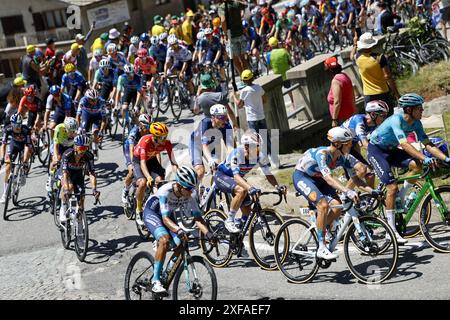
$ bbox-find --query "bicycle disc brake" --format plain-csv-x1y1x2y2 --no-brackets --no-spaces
317,258,334,269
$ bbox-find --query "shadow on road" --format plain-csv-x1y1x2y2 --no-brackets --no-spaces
87,205,123,226
94,162,126,187
83,235,144,265
3,196,47,221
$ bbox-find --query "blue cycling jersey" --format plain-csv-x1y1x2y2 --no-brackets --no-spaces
46,93,72,115
117,73,142,92
190,117,233,147
217,146,271,177
369,114,429,150
341,114,377,144
95,67,118,86
125,125,142,149
108,53,128,71
245,27,260,42
61,71,85,88
149,44,167,63
77,96,106,117
295,146,358,178
199,36,222,53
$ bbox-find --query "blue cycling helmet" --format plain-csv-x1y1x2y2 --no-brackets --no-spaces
140,32,150,42
398,93,424,108
74,134,90,147
10,113,23,126
242,20,249,28
34,49,44,58
50,85,61,95
424,137,449,158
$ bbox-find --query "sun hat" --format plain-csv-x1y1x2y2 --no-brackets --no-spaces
357,32,379,50
109,28,120,40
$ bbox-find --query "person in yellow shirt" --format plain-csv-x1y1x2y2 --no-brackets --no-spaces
91,33,109,55
151,15,166,37
182,10,195,48
169,16,183,39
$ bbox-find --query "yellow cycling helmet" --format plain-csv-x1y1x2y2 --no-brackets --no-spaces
241,69,253,81
268,37,278,47
26,45,36,54
212,17,221,28
64,63,76,73
150,122,169,137
13,76,27,87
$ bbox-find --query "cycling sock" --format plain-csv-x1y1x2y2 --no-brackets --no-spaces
92,142,98,151
228,209,237,222
153,261,163,282
137,200,143,212
317,230,325,248
3,182,7,193
386,209,396,231
398,181,413,205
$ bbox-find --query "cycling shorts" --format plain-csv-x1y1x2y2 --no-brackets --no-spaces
27,111,39,128
205,50,224,67
173,60,193,80
213,170,252,207
80,112,103,132
63,170,86,196
301,25,309,38
123,143,133,167
132,156,166,181
50,111,66,125
121,89,138,105
6,142,27,163
293,169,338,206
99,82,114,100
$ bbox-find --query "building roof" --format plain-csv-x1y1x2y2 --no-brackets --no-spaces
58,0,105,7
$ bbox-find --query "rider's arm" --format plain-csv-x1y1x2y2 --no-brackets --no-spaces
424,140,448,161
159,196,182,233
166,142,179,172
331,78,342,124
317,150,350,194
225,104,238,128
18,96,27,116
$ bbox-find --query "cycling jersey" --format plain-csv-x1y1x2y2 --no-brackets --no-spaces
260,15,276,34
53,123,74,148
199,36,222,54
217,146,271,177
165,44,193,64
108,52,128,72
18,96,43,114
134,56,157,75
336,1,355,24
295,146,358,178
125,125,143,148
341,114,377,144
276,18,294,33
302,5,323,23
369,114,429,150
94,68,118,87
77,96,106,117
133,134,175,162
46,93,72,117
61,71,86,89
2,125,32,146
61,148,95,175
117,74,143,92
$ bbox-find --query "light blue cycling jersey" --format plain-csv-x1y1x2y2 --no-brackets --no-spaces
217,146,271,177
369,114,428,150
295,146,358,178
149,182,202,219
341,114,376,144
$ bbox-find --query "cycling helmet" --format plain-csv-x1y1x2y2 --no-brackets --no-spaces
99,58,110,69
138,113,152,126
106,43,117,54
13,77,27,87
10,113,23,126
241,69,254,81
242,20,249,28
269,37,278,47
197,31,205,40
398,93,424,109
85,88,99,100
140,32,150,42
26,45,36,54
159,32,168,41
124,64,134,74
94,48,103,57
167,34,178,46
327,127,354,143
137,48,148,58
204,28,213,35
150,122,169,137
424,137,449,158
64,117,78,134
365,100,389,114
74,134,90,147
212,17,221,27
49,85,61,95
175,166,198,189
64,63,76,73
150,36,159,45
210,104,227,116
24,86,36,96
241,131,263,146
34,49,44,59
130,36,140,46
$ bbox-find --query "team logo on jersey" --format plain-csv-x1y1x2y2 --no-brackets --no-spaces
309,191,317,202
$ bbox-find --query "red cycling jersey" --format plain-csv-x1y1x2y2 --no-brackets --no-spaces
18,96,42,114
134,56,157,75
133,134,175,162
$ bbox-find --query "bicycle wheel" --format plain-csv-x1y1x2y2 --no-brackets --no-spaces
274,218,319,284
248,208,285,271
136,214,151,241
157,82,170,114
74,210,89,262
124,193,135,220
344,215,398,284
124,251,155,300
112,111,119,140
3,177,13,220
200,209,233,268
60,214,71,249
172,255,217,300
53,194,61,228
12,168,22,206
419,43,448,64
170,90,183,121
37,130,50,165
419,185,450,253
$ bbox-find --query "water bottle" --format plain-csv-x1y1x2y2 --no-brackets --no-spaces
395,196,403,214
404,191,417,211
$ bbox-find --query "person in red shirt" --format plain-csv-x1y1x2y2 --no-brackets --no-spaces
45,38,56,60
133,122,179,225
258,7,276,38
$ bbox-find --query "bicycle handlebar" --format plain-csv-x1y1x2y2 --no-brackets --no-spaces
259,191,286,206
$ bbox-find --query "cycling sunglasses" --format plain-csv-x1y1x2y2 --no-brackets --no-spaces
213,115,227,121
76,145,89,152
182,185,195,192
154,135,167,143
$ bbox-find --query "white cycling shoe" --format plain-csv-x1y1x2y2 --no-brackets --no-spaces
59,205,67,223
387,232,408,245
0,193,6,203
121,188,128,204
316,246,338,260
135,210,144,226
151,280,168,296
225,219,240,233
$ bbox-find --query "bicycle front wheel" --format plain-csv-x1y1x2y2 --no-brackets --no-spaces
3,178,13,220
37,130,50,165
274,218,319,284
248,208,285,271
172,256,218,300
170,93,183,121
420,185,450,253
124,251,155,300
12,170,22,206
344,215,399,284
74,210,89,262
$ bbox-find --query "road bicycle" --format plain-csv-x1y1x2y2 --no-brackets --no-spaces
200,191,286,270
274,193,399,284
2,150,28,220
124,235,217,300
167,75,191,122
59,191,101,262
30,129,51,167
152,73,171,121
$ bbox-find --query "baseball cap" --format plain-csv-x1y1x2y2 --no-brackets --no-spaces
200,73,216,89
71,43,83,50
75,33,85,41
324,56,340,69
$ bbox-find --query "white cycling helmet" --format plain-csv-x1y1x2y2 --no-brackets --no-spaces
210,104,227,116
64,117,78,134
204,28,213,35
124,64,134,74
197,31,205,40
130,36,139,46
159,32,168,41
99,58,110,68
138,113,152,125
167,34,178,46
365,100,389,114
85,88,99,100
241,131,263,146
150,35,159,45
106,43,117,53
175,166,198,189
327,127,354,143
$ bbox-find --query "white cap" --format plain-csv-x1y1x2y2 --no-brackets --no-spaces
75,33,85,41
109,28,120,40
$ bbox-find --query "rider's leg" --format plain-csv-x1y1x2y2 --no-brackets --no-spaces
135,177,146,213
397,159,422,204
229,185,247,223
60,182,74,222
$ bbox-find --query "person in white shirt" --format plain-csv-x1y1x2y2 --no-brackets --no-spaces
88,49,104,84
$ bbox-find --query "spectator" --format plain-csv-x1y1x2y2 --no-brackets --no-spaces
152,15,166,37
324,56,357,127
4,76,27,124
105,28,121,49
351,32,400,114
44,38,56,60
49,50,65,86
169,16,183,39
182,11,195,49
63,42,82,67
21,45,49,94
89,49,104,84
75,25,94,79
119,22,133,54
375,1,398,34
435,0,450,40
91,32,109,54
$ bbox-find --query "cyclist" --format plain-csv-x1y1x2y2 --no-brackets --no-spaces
93,58,119,101
0,114,33,202
275,11,293,42
193,31,205,63
335,0,356,38
341,100,390,188
134,48,157,90
121,113,152,204
259,7,276,38
115,64,144,126
59,134,100,223
139,32,151,50
293,127,375,260
43,85,73,134
60,63,86,103
128,36,140,64
190,104,234,182
367,93,450,244
106,43,127,76
143,166,216,296
88,48,104,85
242,20,262,63
214,131,286,233
199,28,226,84
18,85,44,130
76,89,107,160
133,122,178,226
149,33,168,73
